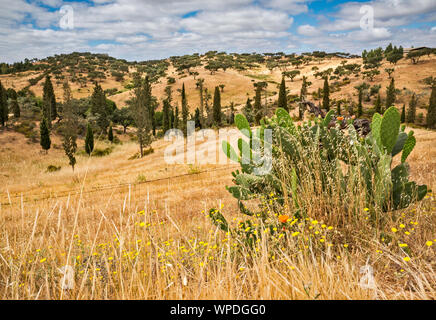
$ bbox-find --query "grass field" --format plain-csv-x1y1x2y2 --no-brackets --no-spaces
0,122,435,299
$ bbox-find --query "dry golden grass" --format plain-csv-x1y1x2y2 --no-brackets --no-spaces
0,121,435,300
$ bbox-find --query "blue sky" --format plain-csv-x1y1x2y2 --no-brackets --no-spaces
0,0,435,63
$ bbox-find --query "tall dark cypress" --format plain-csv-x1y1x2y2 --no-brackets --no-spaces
278,77,287,111
357,88,363,117
42,75,56,123
181,83,189,135
85,123,94,155
162,99,170,133
254,84,262,125
426,85,436,129
212,86,221,126
322,77,330,111
385,77,396,110
40,117,51,153
401,104,406,123
374,93,382,114
0,81,8,126
407,93,417,124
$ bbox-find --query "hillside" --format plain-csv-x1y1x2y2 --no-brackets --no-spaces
1,51,435,117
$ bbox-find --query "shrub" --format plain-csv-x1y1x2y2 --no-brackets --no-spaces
46,165,61,172
211,107,428,247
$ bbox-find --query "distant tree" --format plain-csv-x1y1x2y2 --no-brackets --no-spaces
0,81,8,126
254,84,263,124
194,108,201,128
299,76,308,120
336,100,342,115
162,99,171,133
407,50,425,64
174,106,180,129
91,82,109,133
374,93,382,114
357,88,363,118
278,77,287,111
243,98,253,124
112,107,133,133
426,85,436,129
61,80,78,171
385,78,396,109
131,75,153,157
108,125,114,143
283,70,300,82
85,123,94,155
181,83,189,136
39,117,51,153
213,86,222,126
228,102,235,125
43,75,57,123
196,78,205,128
385,68,395,79
322,77,330,111
219,84,225,92
407,93,417,124
401,104,406,123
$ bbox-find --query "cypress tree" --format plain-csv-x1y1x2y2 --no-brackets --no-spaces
61,80,78,170
278,77,287,111
357,88,363,117
213,86,221,126
181,83,189,136
12,98,20,118
0,81,8,126
374,93,382,114
42,75,56,124
385,77,396,110
336,100,341,115
322,77,330,111
85,123,94,155
426,85,436,129
243,98,253,124
407,93,417,123
401,104,406,123
299,76,308,119
194,108,201,128
162,99,170,133
174,106,180,129
91,82,109,133
108,125,114,143
40,117,51,153
254,84,263,124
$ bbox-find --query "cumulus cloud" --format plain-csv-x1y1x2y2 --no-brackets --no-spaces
0,0,434,63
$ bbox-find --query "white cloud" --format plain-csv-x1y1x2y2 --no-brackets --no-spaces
297,24,320,36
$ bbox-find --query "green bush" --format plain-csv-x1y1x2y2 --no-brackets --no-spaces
210,107,428,245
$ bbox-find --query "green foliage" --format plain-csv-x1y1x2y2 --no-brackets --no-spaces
213,86,221,126
0,81,8,126
39,117,51,153
277,77,287,111
322,77,330,111
46,165,61,172
85,123,94,155
426,85,436,129
214,105,427,237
